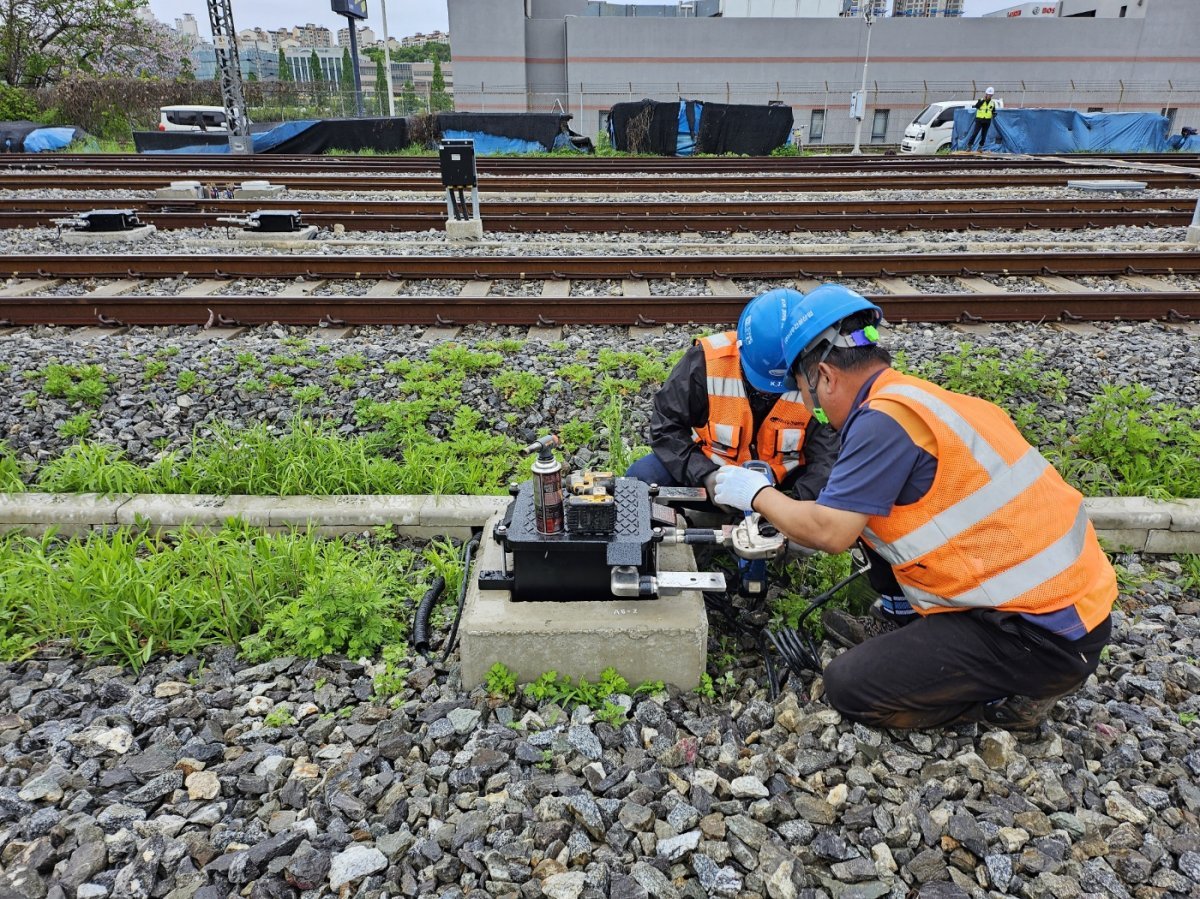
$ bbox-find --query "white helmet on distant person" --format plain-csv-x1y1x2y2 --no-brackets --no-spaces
985,86,995,96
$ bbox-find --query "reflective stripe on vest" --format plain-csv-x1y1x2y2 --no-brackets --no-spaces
861,383,1051,566
897,505,1093,610
858,369,1115,625
692,332,813,483
707,376,747,399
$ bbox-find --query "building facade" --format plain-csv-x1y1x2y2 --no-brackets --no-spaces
337,26,378,46
892,0,964,16
448,0,1196,142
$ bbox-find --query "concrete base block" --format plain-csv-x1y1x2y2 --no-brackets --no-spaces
233,225,318,244
155,183,203,200
0,493,130,529
1093,529,1150,553
233,186,286,200
1146,529,1200,554
1188,225,1200,247
1083,497,1172,532
61,225,156,245
446,218,484,242
459,515,707,690
117,494,274,529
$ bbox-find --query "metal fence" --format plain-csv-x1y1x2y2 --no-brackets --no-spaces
451,79,1200,145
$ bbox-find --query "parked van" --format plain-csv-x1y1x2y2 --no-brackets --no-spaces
900,98,1002,155
158,105,236,132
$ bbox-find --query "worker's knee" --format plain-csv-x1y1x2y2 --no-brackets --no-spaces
822,651,872,721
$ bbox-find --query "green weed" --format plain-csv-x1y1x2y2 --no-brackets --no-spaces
0,444,26,492
491,371,545,409
143,360,168,381
57,411,94,440
176,370,199,392
597,398,648,474
35,363,110,407
486,662,518,699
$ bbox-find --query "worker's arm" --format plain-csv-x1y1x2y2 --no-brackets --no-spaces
647,343,718,487
787,418,840,502
753,490,868,554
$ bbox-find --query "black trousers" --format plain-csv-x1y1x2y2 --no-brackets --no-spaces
823,606,1111,730
966,117,993,149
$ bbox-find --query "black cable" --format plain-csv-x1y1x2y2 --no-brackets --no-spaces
411,577,446,660
441,533,481,663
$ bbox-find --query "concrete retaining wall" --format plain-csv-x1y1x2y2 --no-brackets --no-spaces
0,493,1197,553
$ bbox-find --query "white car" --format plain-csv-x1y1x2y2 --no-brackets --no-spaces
157,105,237,133
899,99,1002,155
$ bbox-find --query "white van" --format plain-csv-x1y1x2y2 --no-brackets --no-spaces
158,105,234,133
899,99,1002,155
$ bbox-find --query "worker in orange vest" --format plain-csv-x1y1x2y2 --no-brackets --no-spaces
713,284,1115,730
626,289,839,512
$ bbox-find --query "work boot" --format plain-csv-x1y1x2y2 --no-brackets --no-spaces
821,607,902,649
981,693,1068,731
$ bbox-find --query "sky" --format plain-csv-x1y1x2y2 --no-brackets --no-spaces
146,0,1019,36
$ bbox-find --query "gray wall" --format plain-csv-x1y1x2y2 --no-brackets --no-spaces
450,0,1199,141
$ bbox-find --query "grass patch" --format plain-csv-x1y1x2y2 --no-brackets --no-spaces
0,444,26,492
0,525,459,669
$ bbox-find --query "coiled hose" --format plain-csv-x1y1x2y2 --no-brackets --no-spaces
412,577,446,660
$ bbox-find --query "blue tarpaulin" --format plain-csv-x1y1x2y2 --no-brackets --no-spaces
441,130,543,155
1168,133,1200,152
676,101,702,156
952,108,1171,154
142,120,319,154
22,127,79,152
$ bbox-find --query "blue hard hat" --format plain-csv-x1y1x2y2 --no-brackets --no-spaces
736,288,802,393
782,283,883,372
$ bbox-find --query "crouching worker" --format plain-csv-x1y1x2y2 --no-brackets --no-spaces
626,288,839,513
712,284,1115,730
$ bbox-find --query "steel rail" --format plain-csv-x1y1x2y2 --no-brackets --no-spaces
5,197,1194,216
2,291,1197,327
5,200,1194,234
4,252,1200,280
7,211,1191,234
0,172,1195,193
5,152,1197,175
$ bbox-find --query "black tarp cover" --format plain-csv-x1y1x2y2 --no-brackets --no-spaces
433,112,576,150
696,102,793,156
607,100,682,154
133,117,409,155
608,99,794,155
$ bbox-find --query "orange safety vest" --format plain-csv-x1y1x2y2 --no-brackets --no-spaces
692,331,814,483
859,369,1115,631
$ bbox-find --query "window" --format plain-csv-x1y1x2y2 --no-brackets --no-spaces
1119,4,1127,15
1087,106,1104,112
914,104,938,126
809,109,825,143
1162,107,1178,130
599,109,610,134
871,109,889,144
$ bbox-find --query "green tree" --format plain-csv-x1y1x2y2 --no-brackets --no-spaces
1,0,180,87
374,57,388,115
309,49,323,83
340,46,356,112
400,78,420,115
430,57,452,112
277,48,292,82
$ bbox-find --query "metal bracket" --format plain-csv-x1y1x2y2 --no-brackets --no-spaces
657,570,728,594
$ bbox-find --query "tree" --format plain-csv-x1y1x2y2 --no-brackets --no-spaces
277,48,292,82
374,56,387,116
400,79,419,115
0,0,184,87
430,57,452,112
309,49,323,83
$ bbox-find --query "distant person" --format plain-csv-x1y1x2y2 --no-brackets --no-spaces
964,87,998,151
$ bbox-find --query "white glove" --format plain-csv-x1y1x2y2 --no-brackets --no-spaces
713,466,771,513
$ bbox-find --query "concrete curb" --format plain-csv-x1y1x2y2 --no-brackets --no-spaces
0,493,1197,553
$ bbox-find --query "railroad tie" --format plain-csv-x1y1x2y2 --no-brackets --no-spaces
706,279,741,297
0,279,63,297
459,281,493,298
419,326,462,343
873,278,920,296
621,280,650,297
527,326,563,342
1120,275,1178,292
178,280,231,297
1034,276,1090,293
541,281,571,299
82,280,140,298
954,277,1006,294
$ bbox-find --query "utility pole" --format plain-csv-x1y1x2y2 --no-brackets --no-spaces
332,0,368,117
207,0,252,153
380,0,396,116
849,9,874,157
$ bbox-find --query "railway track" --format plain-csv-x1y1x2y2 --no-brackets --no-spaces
4,251,1200,280
6,197,1196,233
3,171,1197,193
6,151,1199,175
3,290,1197,327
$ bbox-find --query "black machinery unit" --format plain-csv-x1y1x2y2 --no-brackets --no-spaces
78,209,144,233
246,210,305,233
480,477,656,602
439,139,478,188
